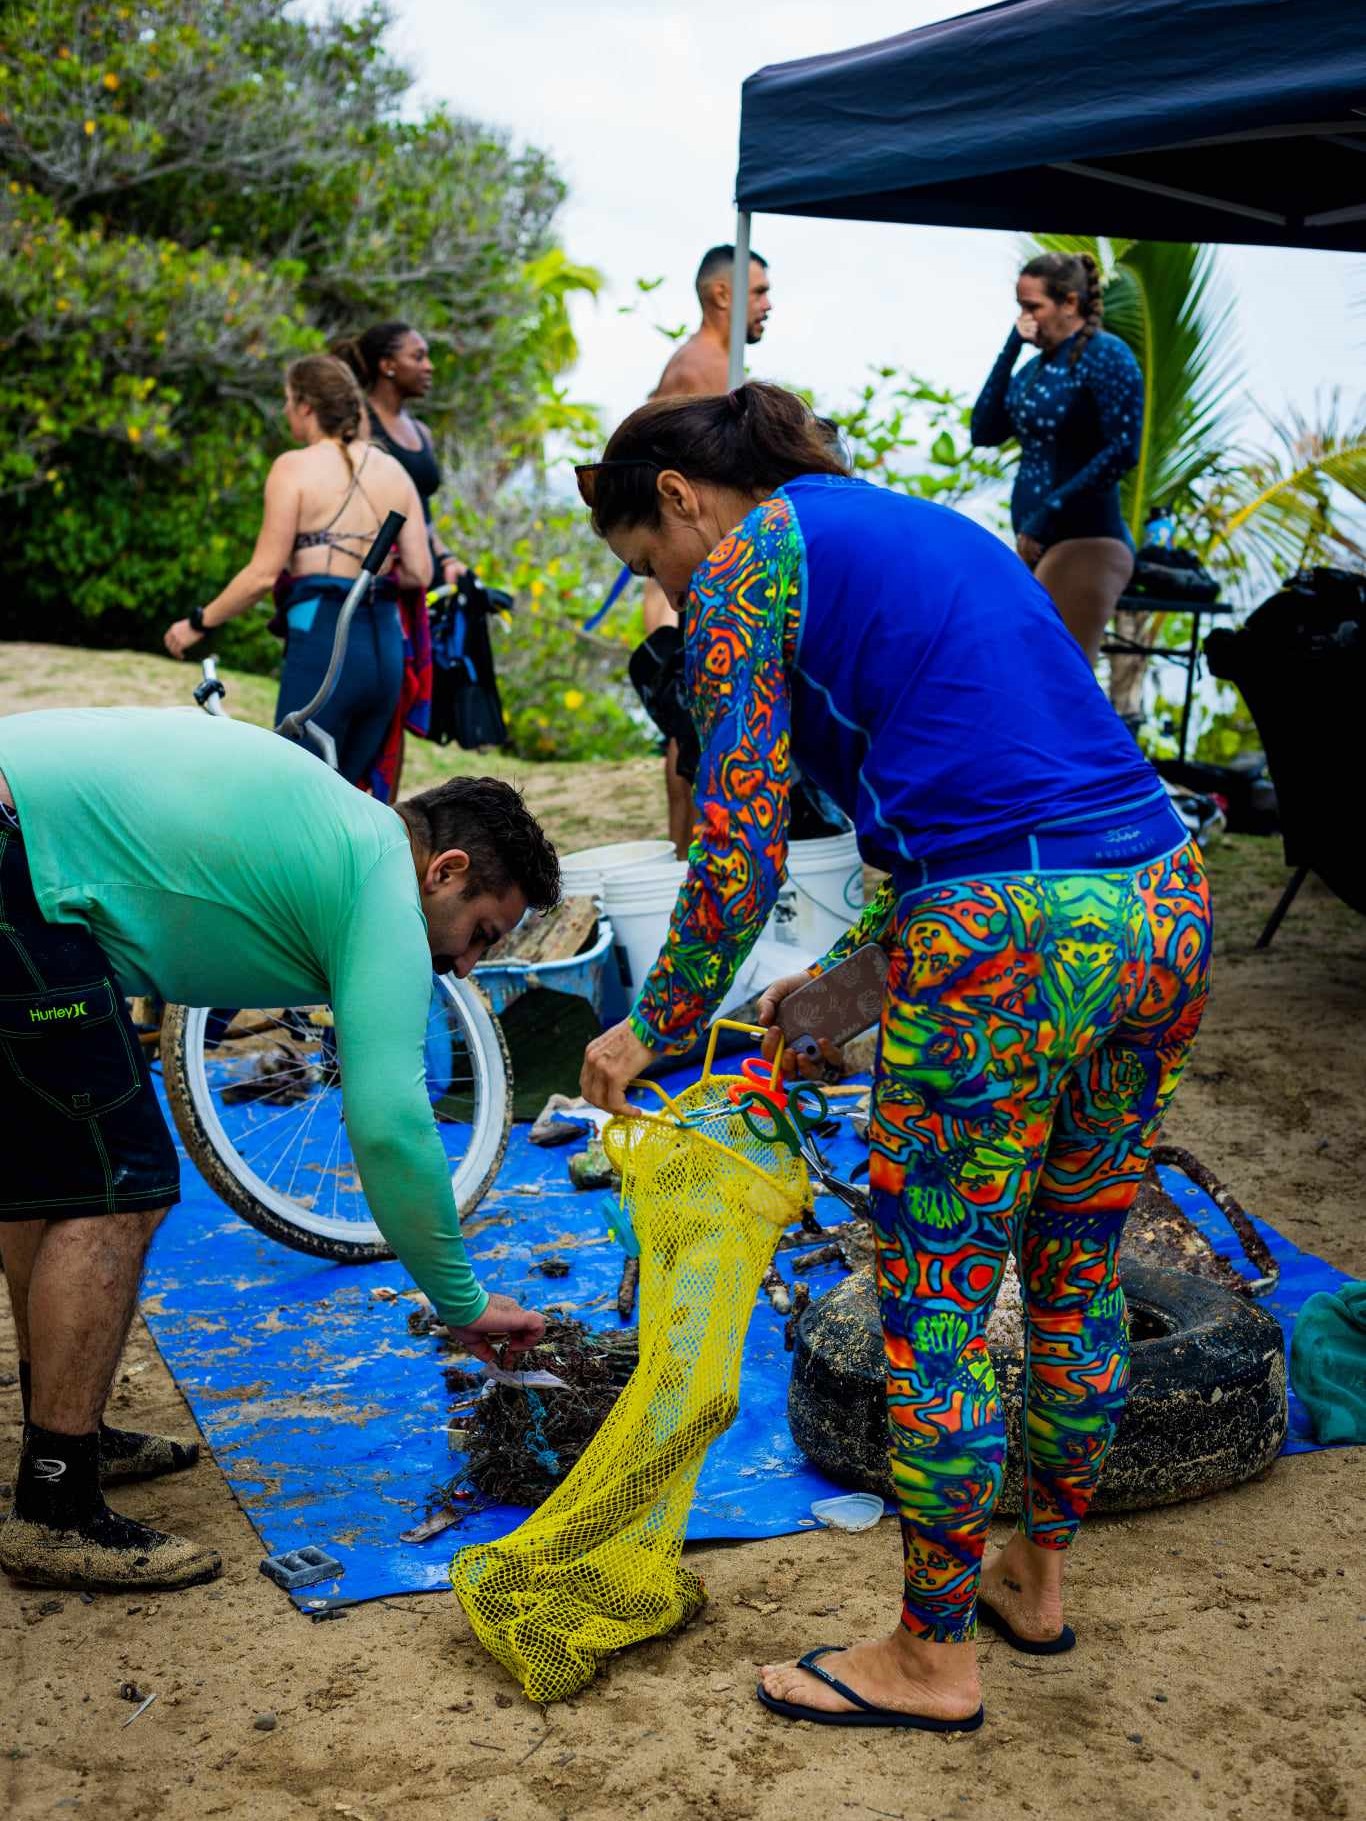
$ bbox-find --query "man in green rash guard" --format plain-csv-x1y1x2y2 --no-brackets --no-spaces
0,707,560,1592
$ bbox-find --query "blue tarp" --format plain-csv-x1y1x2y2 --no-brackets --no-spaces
736,0,1366,252
140,1066,1351,1615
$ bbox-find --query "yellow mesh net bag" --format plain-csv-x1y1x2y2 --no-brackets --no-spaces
450,1023,807,1703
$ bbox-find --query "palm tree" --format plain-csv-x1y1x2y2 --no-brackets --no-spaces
1197,397,1366,582
1025,235,1366,721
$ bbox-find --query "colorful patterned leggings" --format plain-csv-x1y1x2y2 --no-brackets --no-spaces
868,843,1212,1642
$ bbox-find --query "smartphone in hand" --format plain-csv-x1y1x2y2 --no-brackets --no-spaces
775,944,888,1053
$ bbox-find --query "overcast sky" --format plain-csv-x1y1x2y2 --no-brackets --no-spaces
390,0,1361,446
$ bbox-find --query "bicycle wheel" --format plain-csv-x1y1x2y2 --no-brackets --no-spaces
160,975,511,1264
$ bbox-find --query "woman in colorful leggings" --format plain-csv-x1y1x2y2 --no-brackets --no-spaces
577,384,1212,1733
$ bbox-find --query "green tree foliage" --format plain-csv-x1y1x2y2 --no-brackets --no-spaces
831,367,1010,512
0,0,600,685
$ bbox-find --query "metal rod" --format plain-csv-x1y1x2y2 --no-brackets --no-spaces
1177,607,1201,762
1304,200,1366,228
727,209,751,390
1255,865,1309,950
1048,162,1287,226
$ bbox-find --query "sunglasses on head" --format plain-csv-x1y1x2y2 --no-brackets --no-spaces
574,458,660,509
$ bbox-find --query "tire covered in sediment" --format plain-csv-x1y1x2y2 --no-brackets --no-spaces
788,1261,1288,1514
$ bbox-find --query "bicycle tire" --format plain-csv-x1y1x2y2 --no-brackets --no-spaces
160,976,512,1265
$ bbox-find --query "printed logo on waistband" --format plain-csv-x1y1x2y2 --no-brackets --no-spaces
29,1000,88,1023
1097,825,1144,848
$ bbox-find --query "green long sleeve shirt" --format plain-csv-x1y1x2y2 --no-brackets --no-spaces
0,707,488,1327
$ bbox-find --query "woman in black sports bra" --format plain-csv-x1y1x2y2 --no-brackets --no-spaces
162,355,432,782
334,322,468,587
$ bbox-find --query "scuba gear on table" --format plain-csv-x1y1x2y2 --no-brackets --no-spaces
1127,540,1220,605
427,569,512,751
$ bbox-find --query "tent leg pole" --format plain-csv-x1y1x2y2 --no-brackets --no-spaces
1255,865,1308,950
727,210,751,389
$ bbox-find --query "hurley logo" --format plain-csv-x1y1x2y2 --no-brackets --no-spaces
29,1001,87,1023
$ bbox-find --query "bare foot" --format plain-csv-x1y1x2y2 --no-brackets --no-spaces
978,1532,1067,1643
759,1626,981,1723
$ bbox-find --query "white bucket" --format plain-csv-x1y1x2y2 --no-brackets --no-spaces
770,833,864,954
558,839,675,905
602,861,688,994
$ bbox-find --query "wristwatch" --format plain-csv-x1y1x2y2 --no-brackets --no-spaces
188,604,210,634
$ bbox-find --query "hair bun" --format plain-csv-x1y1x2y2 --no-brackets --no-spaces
726,385,749,418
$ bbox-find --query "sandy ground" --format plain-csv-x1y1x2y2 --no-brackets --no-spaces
2,646,1364,1821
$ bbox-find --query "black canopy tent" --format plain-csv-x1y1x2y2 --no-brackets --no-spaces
726,0,1366,945
725,0,1366,383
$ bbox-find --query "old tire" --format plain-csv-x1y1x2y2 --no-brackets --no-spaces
788,1261,1287,1514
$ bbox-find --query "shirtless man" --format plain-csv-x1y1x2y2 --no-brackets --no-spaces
651,244,773,409
641,244,772,854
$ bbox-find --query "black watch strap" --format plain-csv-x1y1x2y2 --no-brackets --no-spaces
188,604,208,634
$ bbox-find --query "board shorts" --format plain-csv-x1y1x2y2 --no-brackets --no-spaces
0,821,181,1220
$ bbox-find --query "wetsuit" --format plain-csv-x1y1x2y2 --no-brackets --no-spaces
0,709,490,1327
970,328,1143,549
630,476,1212,1643
274,445,404,784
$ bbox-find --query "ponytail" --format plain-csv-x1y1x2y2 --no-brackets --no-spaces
584,382,849,534
285,354,365,474
329,321,414,391
1019,250,1105,365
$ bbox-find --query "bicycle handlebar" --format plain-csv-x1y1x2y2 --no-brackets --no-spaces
363,510,406,576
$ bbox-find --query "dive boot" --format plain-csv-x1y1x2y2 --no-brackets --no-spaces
0,1504,222,1591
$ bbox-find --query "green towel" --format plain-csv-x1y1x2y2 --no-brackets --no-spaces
1290,1282,1366,1445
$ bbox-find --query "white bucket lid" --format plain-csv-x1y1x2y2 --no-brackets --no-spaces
603,861,688,908
559,839,674,882
787,831,860,865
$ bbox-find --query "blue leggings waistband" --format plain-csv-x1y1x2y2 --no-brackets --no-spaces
285,575,397,634
894,796,1188,892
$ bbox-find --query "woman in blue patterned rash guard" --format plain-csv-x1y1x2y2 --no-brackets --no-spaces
574,384,1210,1735
971,251,1144,666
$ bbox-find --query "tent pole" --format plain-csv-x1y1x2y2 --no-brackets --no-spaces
727,209,751,389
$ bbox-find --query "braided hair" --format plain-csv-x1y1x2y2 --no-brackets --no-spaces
1020,251,1103,365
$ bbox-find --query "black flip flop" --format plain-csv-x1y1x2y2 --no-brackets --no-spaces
756,1646,985,1732
976,1600,1076,1655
